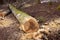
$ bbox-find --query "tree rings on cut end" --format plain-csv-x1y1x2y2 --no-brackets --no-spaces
20,18,39,33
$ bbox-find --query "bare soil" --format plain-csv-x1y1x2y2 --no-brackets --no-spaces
0,2,60,40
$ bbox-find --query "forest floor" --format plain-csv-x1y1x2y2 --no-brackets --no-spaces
0,2,60,40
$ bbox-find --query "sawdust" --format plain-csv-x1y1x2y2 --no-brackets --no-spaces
20,29,50,40
0,2,60,40
0,17,15,28
20,15,60,40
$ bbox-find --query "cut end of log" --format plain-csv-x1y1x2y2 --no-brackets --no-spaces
9,4,39,33
20,17,39,33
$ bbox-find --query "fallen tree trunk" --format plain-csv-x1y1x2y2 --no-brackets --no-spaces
9,4,39,33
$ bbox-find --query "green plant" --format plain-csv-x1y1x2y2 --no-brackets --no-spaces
56,5,60,10
36,16,46,23
35,0,41,4
48,1,53,6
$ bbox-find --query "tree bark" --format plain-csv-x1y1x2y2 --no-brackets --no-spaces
9,4,39,33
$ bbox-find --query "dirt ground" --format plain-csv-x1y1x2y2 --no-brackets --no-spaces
0,2,60,40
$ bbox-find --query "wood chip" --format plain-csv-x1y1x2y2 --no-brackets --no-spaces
0,17,15,28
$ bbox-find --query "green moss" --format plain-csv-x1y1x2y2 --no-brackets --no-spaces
36,16,46,23
56,5,60,10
